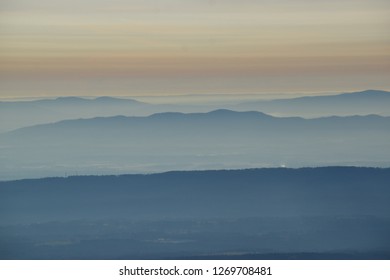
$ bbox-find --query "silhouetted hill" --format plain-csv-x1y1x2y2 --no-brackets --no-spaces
0,96,213,133
1,167,390,259
1,167,390,224
5,110,389,142
0,96,149,133
1,110,389,180
2,90,389,133
234,90,390,117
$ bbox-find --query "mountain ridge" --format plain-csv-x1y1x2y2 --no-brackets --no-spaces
4,109,389,135
1,166,387,183
240,89,390,104
1,108,389,180
1,89,390,133
235,89,390,117
1,89,388,104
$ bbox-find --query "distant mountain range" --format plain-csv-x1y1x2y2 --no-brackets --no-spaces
0,96,151,133
1,89,389,133
234,90,390,117
2,90,389,260
1,110,389,180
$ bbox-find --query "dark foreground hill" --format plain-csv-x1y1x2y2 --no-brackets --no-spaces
1,167,390,259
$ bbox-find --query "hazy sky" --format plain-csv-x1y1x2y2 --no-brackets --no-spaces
0,0,389,99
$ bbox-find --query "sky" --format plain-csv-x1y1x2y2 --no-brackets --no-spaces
0,0,389,100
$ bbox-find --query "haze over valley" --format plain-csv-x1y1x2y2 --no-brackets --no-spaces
1,90,390,133
1,0,389,261
1,94,390,180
